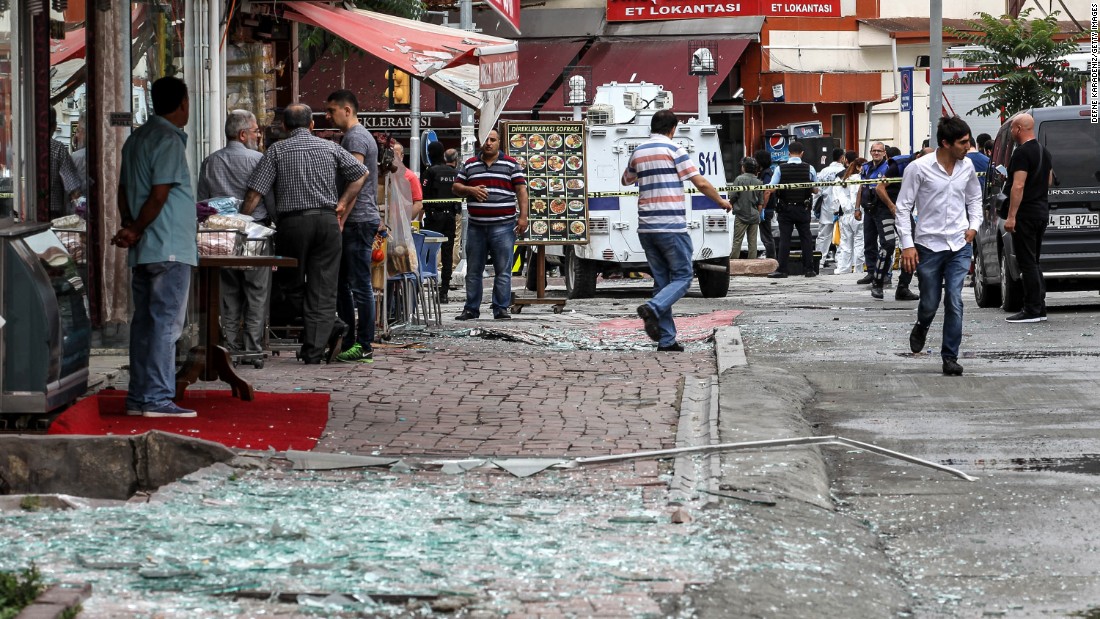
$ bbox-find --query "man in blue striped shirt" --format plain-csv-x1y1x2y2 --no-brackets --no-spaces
451,129,529,320
623,110,732,351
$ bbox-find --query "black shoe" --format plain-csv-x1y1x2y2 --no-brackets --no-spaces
1005,311,1042,323
455,310,477,321
767,271,789,279
942,358,964,376
439,291,450,304
325,321,348,363
895,286,920,301
856,274,874,285
657,342,685,352
871,286,884,299
637,304,661,342
494,312,512,320
1039,310,1048,321
804,270,817,278
909,322,929,353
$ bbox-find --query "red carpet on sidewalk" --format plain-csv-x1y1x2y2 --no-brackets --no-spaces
47,390,329,451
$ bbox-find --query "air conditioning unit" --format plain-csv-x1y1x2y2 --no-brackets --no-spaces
587,104,614,126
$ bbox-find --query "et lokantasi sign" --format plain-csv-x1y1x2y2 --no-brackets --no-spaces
607,0,839,21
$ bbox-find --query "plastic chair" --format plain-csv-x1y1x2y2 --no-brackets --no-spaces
385,236,428,330
417,229,445,327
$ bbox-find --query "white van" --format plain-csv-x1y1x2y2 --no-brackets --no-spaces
546,82,735,299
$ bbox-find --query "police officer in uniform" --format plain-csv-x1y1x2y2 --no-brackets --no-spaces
765,141,818,278
421,142,461,303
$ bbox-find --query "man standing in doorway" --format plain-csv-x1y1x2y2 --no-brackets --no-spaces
422,142,461,302
197,109,272,359
625,109,733,351
324,90,380,363
451,129,529,320
1003,112,1053,323
764,141,818,278
113,77,198,418
242,103,368,364
898,116,982,376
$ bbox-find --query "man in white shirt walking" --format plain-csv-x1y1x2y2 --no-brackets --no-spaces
896,116,983,376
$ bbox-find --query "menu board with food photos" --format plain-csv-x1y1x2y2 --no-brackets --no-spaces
503,121,587,245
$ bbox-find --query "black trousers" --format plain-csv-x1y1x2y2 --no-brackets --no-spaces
274,210,342,363
863,205,880,274
776,202,814,273
423,209,459,287
761,206,777,259
1012,216,1048,316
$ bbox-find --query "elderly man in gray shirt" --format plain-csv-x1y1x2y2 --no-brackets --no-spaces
242,103,368,364
197,109,272,359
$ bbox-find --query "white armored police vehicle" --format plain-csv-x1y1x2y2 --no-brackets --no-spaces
548,82,735,299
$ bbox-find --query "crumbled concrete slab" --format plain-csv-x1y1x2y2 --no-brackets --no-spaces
0,431,235,500
14,583,91,619
730,258,779,276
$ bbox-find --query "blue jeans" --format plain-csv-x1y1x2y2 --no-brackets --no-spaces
915,243,972,361
464,221,515,317
639,232,694,347
127,261,191,411
338,221,378,349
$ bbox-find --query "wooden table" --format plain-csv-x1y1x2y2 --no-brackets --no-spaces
175,255,296,401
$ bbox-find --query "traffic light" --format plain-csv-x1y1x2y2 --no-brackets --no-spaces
385,67,411,108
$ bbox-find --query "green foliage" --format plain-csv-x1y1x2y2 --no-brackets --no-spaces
18,496,40,512
0,565,46,619
945,9,1085,117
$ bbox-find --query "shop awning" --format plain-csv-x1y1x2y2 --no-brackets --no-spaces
50,28,86,66
540,38,749,112
282,1,518,141
50,6,147,66
505,39,587,111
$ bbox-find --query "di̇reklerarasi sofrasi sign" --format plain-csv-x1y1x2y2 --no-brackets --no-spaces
504,121,588,245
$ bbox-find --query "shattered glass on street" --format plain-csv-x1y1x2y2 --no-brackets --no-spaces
0,464,746,617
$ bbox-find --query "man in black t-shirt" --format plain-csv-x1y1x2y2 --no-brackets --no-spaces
1004,113,1054,323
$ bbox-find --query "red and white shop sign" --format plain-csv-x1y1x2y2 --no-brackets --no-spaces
479,51,520,90
606,0,840,21
486,0,522,33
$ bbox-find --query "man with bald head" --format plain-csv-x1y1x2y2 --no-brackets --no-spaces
243,103,369,363
1003,112,1053,323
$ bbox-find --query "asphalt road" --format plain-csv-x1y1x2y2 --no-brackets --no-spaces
717,270,1100,618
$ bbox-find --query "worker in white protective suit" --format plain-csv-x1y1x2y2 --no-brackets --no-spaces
814,148,847,269
833,156,867,275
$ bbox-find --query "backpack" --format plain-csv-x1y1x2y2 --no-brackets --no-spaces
883,155,912,202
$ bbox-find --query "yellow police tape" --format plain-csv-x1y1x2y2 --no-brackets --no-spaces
424,171,986,202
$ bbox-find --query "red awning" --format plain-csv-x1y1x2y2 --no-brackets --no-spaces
541,39,748,112
505,39,587,111
50,28,86,66
50,6,147,67
283,2,518,140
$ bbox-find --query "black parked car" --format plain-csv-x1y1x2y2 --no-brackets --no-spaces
974,105,1100,311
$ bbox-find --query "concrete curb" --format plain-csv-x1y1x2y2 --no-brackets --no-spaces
712,326,833,509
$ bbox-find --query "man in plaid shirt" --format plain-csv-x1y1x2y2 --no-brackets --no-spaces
242,103,368,364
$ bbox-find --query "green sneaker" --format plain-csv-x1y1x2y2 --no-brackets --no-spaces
335,342,373,363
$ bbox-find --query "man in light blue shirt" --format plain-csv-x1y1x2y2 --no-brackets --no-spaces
113,77,199,418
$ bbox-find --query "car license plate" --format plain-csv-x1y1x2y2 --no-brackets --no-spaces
1049,213,1100,229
